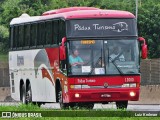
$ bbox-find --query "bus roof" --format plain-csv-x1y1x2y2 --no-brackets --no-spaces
10,7,135,25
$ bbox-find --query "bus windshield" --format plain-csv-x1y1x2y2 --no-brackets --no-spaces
67,39,139,75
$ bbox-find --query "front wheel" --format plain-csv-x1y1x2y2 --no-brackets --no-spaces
58,86,69,109
116,101,128,109
79,103,94,109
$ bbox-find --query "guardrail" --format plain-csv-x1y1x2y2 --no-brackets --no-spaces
0,62,9,87
141,59,160,85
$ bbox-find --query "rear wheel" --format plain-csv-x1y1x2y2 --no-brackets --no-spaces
22,84,27,104
26,84,32,104
116,101,128,109
22,84,32,104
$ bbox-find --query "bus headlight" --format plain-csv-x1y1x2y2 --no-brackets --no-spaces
122,83,136,88
130,91,136,97
75,93,80,98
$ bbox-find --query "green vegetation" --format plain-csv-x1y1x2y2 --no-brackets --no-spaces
0,53,8,62
0,0,160,58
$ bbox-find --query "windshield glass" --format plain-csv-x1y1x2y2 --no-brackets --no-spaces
67,39,139,75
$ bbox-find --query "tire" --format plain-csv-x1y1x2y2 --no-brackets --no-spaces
116,101,128,109
84,103,94,109
78,103,94,109
22,84,27,104
26,84,32,104
57,86,69,109
21,84,32,105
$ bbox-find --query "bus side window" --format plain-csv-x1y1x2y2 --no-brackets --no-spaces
24,24,30,48
18,25,24,49
13,26,19,49
30,24,37,47
37,22,45,46
59,20,66,43
10,26,14,49
45,21,52,45
53,20,59,45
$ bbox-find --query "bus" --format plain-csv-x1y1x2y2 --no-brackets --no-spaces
9,7,147,109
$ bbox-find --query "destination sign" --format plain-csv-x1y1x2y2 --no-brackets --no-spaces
67,19,137,38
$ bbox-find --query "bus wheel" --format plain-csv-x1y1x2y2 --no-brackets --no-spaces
78,103,94,109
116,101,128,109
84,103,94,109
22,84,27,104
26,84,32,104
58,87,69,109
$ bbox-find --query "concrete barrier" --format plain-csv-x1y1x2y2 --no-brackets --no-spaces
0,87,11,101
130,85,160,104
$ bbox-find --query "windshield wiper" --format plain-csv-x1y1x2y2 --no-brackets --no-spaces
88,57,102,75
109,57,124,75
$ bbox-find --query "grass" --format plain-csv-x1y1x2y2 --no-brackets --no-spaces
0,53,8,62
0,104,160,120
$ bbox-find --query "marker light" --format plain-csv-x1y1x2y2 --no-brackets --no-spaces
70,85,90,89
122,83,136,88
130,91,136,97
75,93,80,98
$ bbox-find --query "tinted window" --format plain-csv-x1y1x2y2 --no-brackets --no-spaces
18,25,24,48
10,27,14,49
24,24,30,47
45,21,52,45
13,26,19,48
30,24,37,47
53,20,59,44
59,20,65,43
37,22,45,46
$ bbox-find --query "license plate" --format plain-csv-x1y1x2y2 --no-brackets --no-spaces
101,94,111,98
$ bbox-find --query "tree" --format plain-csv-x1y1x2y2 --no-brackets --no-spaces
138,1,160,58
0,25,9,53
0,0,160,57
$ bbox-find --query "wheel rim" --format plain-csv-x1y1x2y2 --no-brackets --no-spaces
26,89,31,103
22,91,26,104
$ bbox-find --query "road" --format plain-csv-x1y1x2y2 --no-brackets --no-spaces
0,102,160,111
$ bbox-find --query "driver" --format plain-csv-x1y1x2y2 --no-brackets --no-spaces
110,46,125,62
69,49,84,66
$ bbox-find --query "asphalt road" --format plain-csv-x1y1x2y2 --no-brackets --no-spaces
0,102,160,111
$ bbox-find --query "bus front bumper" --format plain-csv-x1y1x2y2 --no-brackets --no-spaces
66,88,139,103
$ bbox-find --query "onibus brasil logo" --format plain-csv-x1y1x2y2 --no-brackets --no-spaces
1,112,42,118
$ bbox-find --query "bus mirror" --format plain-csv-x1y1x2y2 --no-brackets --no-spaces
60,46,66,60
60,37,67,60
62,37,66,46
142,44,147,59
138,37,145,43
138,37,148,59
